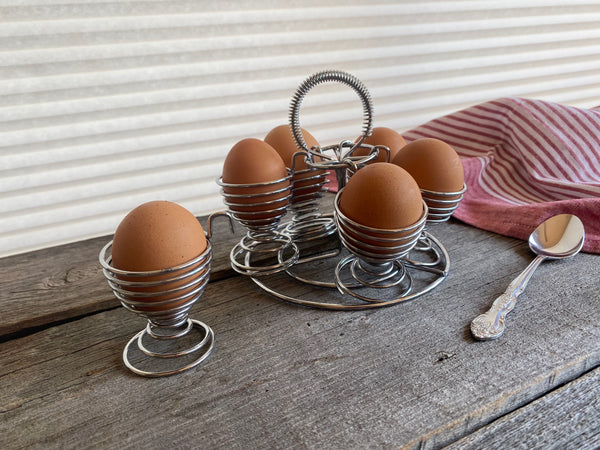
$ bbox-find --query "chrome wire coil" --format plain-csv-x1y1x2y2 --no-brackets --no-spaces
284,160,336,243
99,241,215,377
332,189,430,303
289,70,374,160
217,174,299,276
421,183,467,223
217,174,293,232
100,241,212,327
334,190,428,264
230,231,299,276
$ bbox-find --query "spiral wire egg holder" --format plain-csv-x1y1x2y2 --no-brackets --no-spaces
217,172,300,276
334,193,430,302
421,184,467,223
99,241,214,377
282,152,336,246
99,213,235,377
217,70,462,310
408,183,467,266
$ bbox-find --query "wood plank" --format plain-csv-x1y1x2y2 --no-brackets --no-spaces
0,234,121,338
2,219,599,448
446,366,600,449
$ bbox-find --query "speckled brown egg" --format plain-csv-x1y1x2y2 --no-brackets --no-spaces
112,200,207,271
339,162,423,230
264,125,326,200
111,201,208,311
222,138,287,185
353,127,406,163
391,138,464,193
221,138,290,222
264,125,320,170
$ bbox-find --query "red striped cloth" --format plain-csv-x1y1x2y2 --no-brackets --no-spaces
403,97,600,253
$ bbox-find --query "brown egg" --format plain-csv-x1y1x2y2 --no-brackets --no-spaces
222,138,287,184
112,201,206,270
221,138,290,223
264,125,320,170
111,201,208,311
353,127,406,163
264,125,326,200
391,138,464,193
339,162,423,230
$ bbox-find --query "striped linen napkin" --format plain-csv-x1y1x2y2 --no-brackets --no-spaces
403,97,600,253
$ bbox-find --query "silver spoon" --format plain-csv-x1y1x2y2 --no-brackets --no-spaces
470,214,585,341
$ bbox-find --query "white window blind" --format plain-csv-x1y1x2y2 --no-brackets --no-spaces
2,0,600,257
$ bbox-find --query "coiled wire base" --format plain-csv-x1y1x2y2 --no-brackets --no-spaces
123,318,214,377
230,231,299,276
250,229,448,310
99,241,215,377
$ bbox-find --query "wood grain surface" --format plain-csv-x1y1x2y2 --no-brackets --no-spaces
2,192,599,449
448,366,600,449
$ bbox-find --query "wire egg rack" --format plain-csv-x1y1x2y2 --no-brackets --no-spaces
216,70,466,310
99,70,466,378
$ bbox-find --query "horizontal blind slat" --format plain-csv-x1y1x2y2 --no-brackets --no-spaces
1,0,600,14
3,40,600,122
3,57,599,152
3,9,600,48
3,31,600,96
4,23,600,68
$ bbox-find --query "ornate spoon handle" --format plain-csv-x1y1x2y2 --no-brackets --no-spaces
471,255,546,340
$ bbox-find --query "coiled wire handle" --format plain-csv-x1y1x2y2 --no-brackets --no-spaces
289,70,374,156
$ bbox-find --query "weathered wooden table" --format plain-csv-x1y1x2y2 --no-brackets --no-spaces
2,192,599,449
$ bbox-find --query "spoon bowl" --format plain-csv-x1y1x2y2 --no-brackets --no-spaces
528,213,585,258
471,214,585,341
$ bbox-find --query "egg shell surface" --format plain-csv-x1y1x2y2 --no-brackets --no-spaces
392,138,464,193
222,138,287,184
222,137,290,220
264,125,321,170
264,125,327,198
112,200,207,271
339,162,423,230
353,127,406,163
111,201,208,311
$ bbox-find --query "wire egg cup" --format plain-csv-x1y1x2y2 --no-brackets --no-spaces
406,183,467,267
422,184,467,223
282,151,336,246
333,191,432,303
217,173,300,276
99,241,214,377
